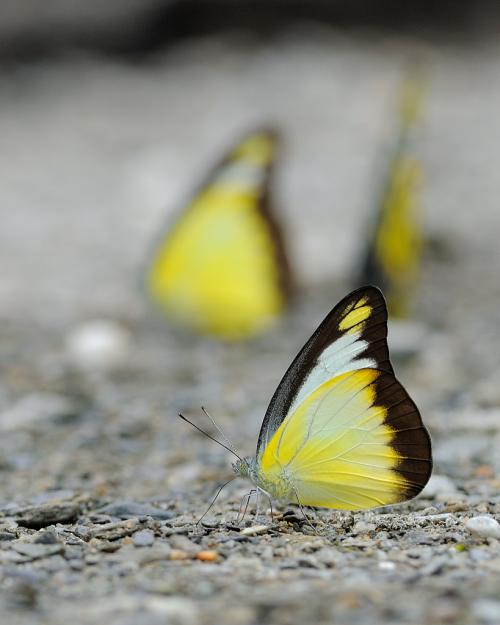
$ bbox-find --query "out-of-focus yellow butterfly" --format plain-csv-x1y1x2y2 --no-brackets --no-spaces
181,287,432,513
146,129,291,340
359,77,425,318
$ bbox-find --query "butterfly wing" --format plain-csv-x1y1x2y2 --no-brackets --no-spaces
256,286,431,509
146,129,291,340
360,76,424,317
257,286,393,457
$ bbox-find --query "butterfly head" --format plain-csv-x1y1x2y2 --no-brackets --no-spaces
232,456,258,481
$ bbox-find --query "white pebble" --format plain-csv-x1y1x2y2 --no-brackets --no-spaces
378,561,396,571
65,320,131,369
240,525,269,536
465,516,500,540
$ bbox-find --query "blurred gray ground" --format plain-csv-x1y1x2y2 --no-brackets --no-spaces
1,24,500,625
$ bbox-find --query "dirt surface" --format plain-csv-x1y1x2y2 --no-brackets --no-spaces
1,29,500,625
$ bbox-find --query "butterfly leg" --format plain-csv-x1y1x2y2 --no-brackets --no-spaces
256,487,274,523
196,478,235,526
236,489,257,524
254,489,261,519
292,486,316,532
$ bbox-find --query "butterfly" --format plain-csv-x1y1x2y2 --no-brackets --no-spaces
146,129,291,340
221,286,432,511
359,76,425,318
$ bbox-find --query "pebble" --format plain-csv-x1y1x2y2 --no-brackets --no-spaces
15,501,81,529
33,529,60,544
97,501,173,520
90,519,141,540
196,550,219,562
240,525,269,536
65,319,131,370
133,529,155,548
12,542,64,560
465,516,500,540
378,561,396,571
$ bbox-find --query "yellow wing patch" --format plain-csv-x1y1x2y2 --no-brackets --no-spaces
146,130,289,340
338,297,372,334
260,369,408,510
359,73,425,318
374,155,422,305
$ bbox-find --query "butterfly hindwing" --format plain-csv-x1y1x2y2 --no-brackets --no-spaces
257,286,393,457
146,129,291,339
259,368,431,509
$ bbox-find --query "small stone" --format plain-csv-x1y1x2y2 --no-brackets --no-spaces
196,550,219,562
65,319,131,370
33,529,59,544
168,535,199,554
85,554,101,565
12,542,64,560
240,525,269,536
133,529,155,548
465,516,500,540
378,561,396,571
169,549,189,561
352,520,377,535
90,519,140,540
97,501,173,520
15,501,81,529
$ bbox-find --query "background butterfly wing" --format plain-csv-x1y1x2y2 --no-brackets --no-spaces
358,75,424,318
146,128,291,339
257,286,393,457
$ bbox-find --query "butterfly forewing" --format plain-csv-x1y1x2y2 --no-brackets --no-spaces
257,286,393,457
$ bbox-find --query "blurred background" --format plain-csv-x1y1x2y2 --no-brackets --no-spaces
2,2,500,622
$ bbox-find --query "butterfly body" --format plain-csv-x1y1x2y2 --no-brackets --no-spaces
232,286,432,511
233,456,295,502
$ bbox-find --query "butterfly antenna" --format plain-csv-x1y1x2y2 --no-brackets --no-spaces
197,477,236,525
201,406,240,458
177,413,242,462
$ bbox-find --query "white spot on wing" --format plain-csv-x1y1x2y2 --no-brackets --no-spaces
214,161,265,190
289,332,376,414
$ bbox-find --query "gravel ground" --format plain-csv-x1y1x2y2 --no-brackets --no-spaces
1,27,500,625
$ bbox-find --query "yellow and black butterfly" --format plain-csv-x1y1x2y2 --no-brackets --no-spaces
183,287,432,512
146,129,291,340
359,77,425,318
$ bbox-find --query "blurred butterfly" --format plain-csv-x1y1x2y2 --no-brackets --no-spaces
181,287,432,514
146,129,291,340
359,76,425,318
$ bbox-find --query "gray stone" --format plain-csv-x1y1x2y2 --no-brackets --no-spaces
465,516,500,540
132,529,155,547
12,542,64,560
96,501,173,520
14,501,81,529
